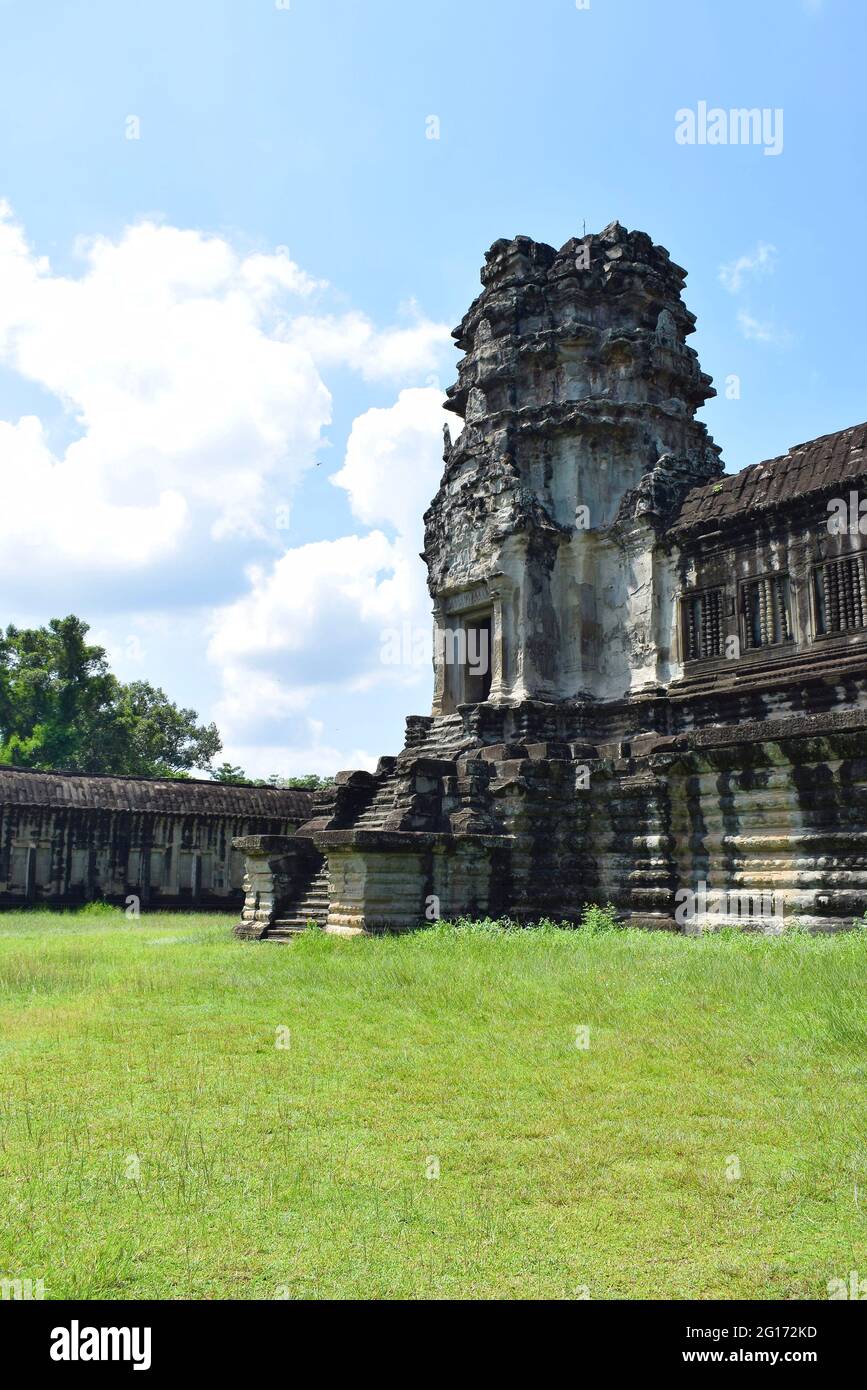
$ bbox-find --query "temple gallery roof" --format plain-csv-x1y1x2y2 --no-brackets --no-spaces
0,765,314,819
673,421,867,534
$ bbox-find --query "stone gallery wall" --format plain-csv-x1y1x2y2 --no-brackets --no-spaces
0,767,312,909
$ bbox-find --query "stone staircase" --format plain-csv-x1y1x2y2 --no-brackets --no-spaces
351,717,471,832
264,862,330,939
408,713,470,759
256,713,478,939
354,774,399,829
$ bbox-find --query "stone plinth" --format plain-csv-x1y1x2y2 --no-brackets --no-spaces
233,834,319,937
313,829,511,934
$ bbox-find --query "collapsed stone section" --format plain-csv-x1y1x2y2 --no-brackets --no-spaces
235,224,867,938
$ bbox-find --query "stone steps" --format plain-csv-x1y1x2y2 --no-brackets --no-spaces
355,776,398,828
409,720,470,760
350,718,470,833
265,864,330,939
410,714,464,741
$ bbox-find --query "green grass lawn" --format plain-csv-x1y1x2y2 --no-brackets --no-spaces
0,909,864,1300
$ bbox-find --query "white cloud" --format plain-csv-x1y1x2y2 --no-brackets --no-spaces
0,207,453,597
0,201,457,773
332,385,452,534
208,387,453,757
220,733,379,780
238,248,326,300
736,309,792,346
719,241,777,294
0,205,334,575
0,413,188,569
285,301,451,382
209,530,407,674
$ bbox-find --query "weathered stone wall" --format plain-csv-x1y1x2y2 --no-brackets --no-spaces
239,696,867,936
284,706,867,934
664,712,867,930
0,768,311,909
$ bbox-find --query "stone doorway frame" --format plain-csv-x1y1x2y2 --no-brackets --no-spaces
433,582,505,712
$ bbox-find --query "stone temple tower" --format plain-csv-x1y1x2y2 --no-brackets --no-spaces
237,224,867,938
424,221,722,709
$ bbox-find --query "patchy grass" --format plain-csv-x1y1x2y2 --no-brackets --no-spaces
0,908,864,1300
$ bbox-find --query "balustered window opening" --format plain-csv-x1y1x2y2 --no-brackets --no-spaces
813,555,867,635
682,587,725,661
741,574,793,649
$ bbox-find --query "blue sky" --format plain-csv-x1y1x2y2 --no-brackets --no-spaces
0,0,864,775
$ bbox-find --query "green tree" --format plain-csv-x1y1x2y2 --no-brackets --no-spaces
261,773,334,790
211,762,248,784
0,616,222,777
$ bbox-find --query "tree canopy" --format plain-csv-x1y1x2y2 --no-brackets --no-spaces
212,766,335,790
211,762,248,784
265,773,334,790
0,616,221,777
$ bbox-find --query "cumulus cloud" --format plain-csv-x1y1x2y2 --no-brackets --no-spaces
208,387,454,767
209,531,408,680
285,301,451,382
332,385,451,534
0,204,333,578
0,201,457,774
719,241,777,294
0,211,452,584
0,413,187,569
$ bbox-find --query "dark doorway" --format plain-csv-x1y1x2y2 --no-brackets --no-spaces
462,615,492,704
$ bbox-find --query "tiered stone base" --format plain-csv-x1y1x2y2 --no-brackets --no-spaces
316,829,510,934
235,699,867,937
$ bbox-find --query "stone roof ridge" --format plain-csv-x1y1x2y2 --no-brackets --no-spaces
672,419,867,534
786,418,867,458
0,763,315,816
0,762,275,790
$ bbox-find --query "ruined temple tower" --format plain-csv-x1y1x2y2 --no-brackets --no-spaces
425,222,722,711
236,223,867,938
